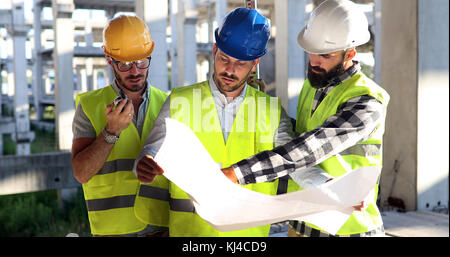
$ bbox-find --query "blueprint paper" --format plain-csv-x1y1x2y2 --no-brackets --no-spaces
154,118,381,235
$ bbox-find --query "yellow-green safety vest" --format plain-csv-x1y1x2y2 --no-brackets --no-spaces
295,72,390,235
75,85,167,235
134,81,283,236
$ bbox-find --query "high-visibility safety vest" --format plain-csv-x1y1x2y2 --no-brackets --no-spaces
75,85,167,236
134,81,282,236
295,72,389,235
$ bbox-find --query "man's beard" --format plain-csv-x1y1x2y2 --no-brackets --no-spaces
214,69,252,94
307,62,346,89
115,69,148,92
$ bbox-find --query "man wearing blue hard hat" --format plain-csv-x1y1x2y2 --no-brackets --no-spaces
131,7,329,236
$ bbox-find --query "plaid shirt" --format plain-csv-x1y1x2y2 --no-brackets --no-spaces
232,62,386,185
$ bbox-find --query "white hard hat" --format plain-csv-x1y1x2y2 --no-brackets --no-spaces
297,0,370,54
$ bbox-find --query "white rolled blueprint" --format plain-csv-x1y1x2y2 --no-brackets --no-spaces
154,118,381,235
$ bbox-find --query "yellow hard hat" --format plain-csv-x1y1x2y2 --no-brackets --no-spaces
102,14,155,62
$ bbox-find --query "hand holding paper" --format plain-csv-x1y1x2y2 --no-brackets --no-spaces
136,154,164,183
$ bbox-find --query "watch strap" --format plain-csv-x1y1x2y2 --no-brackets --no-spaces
102,127,120,144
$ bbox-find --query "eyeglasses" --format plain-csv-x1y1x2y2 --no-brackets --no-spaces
110,56,151,72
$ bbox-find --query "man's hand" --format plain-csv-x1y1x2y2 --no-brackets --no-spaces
104,99,134,136
137,155,164,183
325,178,366,211
353,201,366,211
221,167,238,184
247,77,266,92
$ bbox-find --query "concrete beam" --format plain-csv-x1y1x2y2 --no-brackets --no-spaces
0,151,80,195
169,0,179,90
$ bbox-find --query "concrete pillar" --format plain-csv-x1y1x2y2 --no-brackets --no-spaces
84,13,93,47
80,68,87,93
379,0,449,211
373,0,382,85
416,0,449,212
177,0,198,86
32,0,44,121
211,0,227,78
75,65,81,92
86,57,93,91
169,0,179,89
45,71,52,95
52,0,75,151
84,14,94,91
105,10,115,86
215,0,227,26
10,0,34,155
135,0,169,92
274,0,307,118
6,37,14,97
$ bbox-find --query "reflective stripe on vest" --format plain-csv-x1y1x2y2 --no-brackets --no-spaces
170,198,196,213
295,72,389,235
97,159,135,175
138,184,170,201
137,188,196,213
86,195,136,212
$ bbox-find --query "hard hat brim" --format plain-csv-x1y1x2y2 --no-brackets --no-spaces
103,42,154,63
297,26,370,55
297,27,339,55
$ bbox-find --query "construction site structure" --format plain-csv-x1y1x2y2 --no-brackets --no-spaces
0,0,448,216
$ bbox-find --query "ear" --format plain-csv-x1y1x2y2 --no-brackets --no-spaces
106,55,113,65
212,44,218,57
251,58,261,71
344,48,356,62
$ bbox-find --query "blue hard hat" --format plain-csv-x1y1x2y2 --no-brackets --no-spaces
214,8,271,61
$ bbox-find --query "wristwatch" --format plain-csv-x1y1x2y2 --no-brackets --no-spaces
102,127,120,144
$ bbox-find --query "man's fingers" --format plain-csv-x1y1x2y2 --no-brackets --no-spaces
142,155,164,173
221,167,238,184
353,201,365,211
137,156,164,175
114,98,128,113
125,99,134,114
105,103,113,115
137,173,156,183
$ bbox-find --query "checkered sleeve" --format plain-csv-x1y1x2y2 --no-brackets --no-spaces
232,95,384,185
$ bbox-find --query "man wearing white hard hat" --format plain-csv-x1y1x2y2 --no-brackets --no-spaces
221,0,390,237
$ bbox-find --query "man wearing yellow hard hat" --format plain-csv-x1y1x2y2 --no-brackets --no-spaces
71,14,168,236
